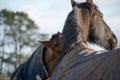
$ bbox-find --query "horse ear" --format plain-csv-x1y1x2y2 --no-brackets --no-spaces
71,0,77,7
39,41,50,48
86,0,93,4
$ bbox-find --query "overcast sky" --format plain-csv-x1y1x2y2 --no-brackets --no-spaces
0,0,120,50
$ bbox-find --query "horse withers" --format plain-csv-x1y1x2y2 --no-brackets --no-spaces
10,32,63,80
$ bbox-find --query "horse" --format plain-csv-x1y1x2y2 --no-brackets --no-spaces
40,32,63,76
10,32,62,80
51,0,119,80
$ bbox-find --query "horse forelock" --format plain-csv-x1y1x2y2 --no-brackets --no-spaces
77,2,98,11
77,2,99,20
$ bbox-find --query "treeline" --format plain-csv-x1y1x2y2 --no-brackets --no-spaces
0,9,48,75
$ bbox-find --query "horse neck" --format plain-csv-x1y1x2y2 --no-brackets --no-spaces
62,13,84,51
43,48,59,75
58,11,90,62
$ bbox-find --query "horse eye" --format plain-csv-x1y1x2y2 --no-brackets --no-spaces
106,35,109,39
54,43,59,47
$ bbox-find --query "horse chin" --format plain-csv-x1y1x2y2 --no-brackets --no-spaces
104,41,117,50
106,45,114,50
96,40,115,50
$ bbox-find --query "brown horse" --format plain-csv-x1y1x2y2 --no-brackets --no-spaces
51,0,119,80
40,32,63,76
10,32,62,80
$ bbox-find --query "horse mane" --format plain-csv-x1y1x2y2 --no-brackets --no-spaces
61,11,82,56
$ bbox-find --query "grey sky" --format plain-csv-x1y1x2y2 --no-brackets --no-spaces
0,0,120,50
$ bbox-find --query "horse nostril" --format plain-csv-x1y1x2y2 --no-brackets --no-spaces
110,38,117,49
113,38,117,47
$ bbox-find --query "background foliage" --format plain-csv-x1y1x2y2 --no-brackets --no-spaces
0,9,48,76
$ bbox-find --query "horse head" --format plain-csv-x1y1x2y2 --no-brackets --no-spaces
71,0,117,50
39,32,63,75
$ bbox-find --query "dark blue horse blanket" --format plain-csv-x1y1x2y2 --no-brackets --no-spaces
51,43,120,80
10,45,48,80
